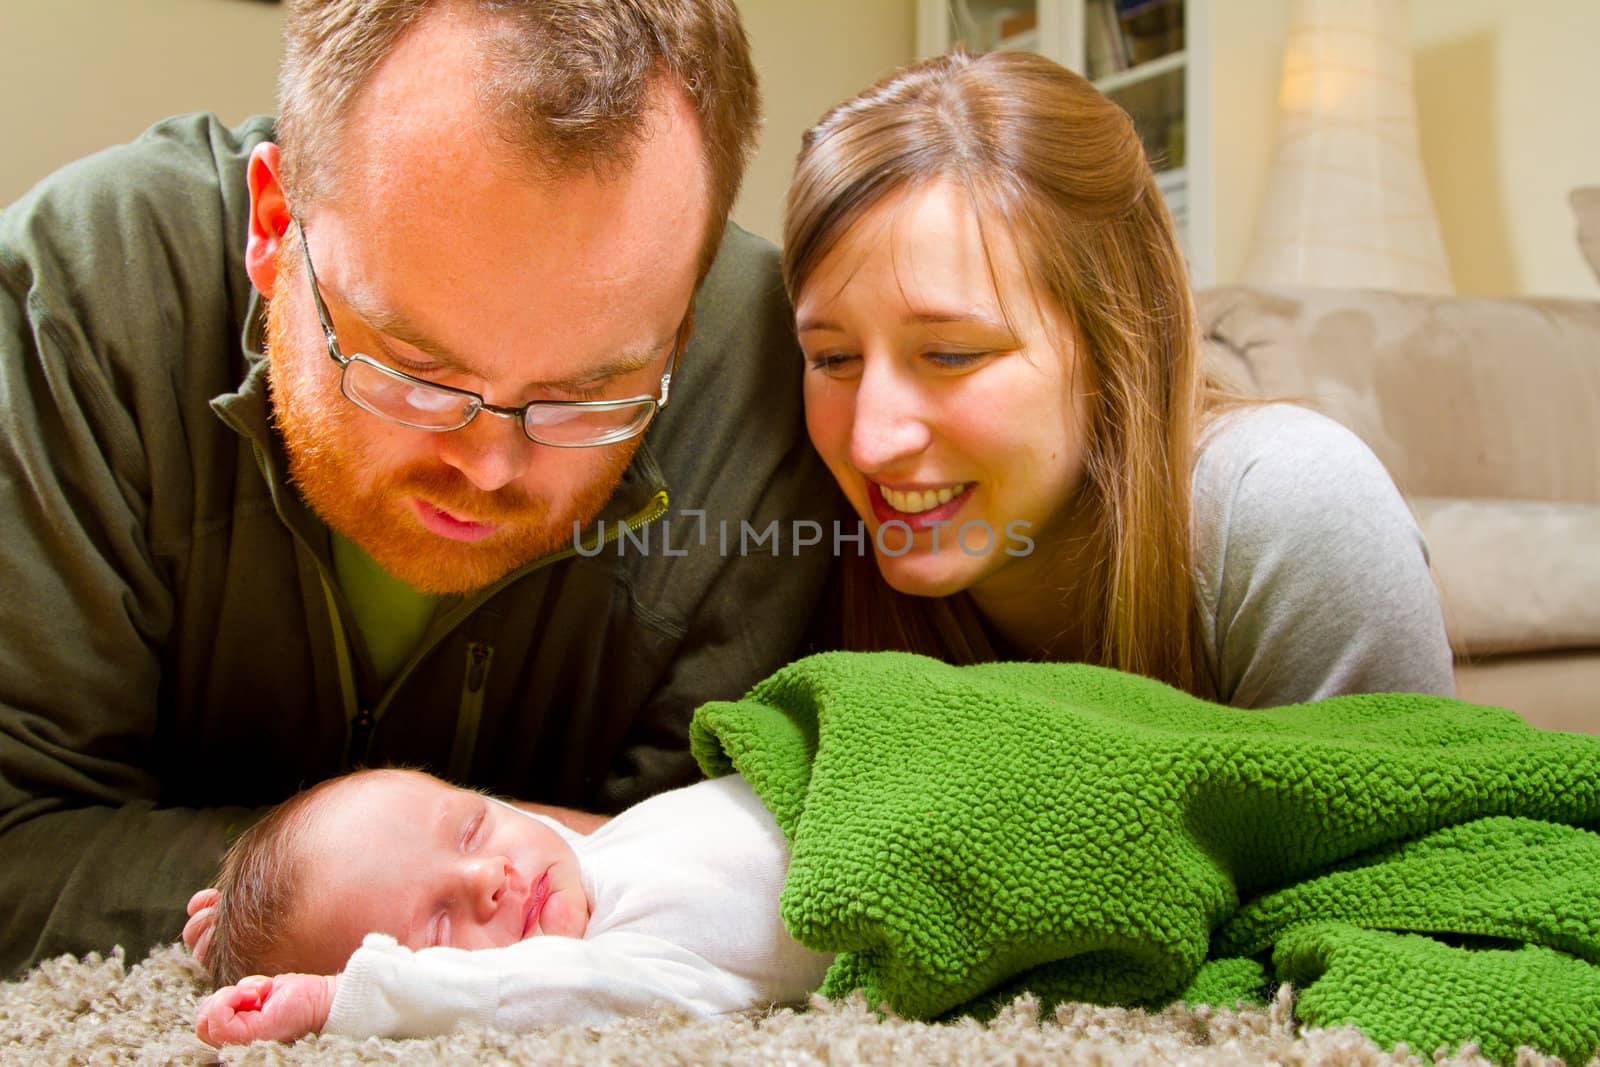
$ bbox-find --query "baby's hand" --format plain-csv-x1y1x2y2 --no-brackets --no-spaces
182,887,219,967
195,973,338,1047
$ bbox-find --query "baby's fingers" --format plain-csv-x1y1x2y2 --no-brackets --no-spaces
186,888,220,917
194,977,275,1047
183,888,221,963
182,908,216,954
232,975,275,1008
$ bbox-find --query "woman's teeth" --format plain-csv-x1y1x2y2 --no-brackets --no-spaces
880,483,969,514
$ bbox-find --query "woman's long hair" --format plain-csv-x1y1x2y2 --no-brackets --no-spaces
783,49,1230,697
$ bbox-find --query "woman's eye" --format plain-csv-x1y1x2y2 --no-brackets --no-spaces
806,353,860,378
924,350,988,370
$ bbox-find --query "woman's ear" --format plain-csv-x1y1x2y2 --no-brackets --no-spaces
244,142,291,297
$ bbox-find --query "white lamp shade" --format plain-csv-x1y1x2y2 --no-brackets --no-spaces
1241,0,1452,293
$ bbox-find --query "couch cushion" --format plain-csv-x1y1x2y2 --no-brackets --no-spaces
1575,187,1600,286
1453,651,1600,734
1412,496,1600,656
1198,286,1600,503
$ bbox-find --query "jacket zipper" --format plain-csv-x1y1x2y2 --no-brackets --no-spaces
446,641,494,780
242,417,671,769
345,490,670,768
348,708,376,766
432,491,670,778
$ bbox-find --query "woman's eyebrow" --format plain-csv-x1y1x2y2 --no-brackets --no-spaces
900,306,1008,328
797,309,1009,332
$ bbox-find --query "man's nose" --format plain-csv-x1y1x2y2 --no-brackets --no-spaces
848,362,932,474
435,412,535,493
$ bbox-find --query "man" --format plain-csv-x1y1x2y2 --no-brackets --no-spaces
0,0,844,975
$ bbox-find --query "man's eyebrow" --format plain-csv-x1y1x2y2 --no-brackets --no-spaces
340,290,670,388
559,348,664,386
325,281,472,372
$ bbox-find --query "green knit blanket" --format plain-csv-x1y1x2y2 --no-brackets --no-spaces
688,652,1600,1064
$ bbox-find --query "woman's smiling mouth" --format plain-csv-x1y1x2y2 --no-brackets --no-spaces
868,481,974,530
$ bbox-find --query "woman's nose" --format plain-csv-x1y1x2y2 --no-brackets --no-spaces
849,364,932,474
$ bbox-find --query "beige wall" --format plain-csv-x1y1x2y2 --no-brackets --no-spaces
1206,2,1291,288
1211,0,1600,298
731,0,917,244
6,1,1591,299
1411,0,1600,298
0,0,913,249
0,0,284,206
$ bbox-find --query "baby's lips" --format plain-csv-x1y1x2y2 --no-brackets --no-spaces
521,870,551,938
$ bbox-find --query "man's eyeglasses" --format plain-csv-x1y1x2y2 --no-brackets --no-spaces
296,225,683,448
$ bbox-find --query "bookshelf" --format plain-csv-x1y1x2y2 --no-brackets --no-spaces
915,0,1214,286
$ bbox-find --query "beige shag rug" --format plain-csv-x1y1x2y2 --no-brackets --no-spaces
0,944,1586,1067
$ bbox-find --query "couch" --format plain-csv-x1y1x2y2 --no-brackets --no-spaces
1196,277,1599,734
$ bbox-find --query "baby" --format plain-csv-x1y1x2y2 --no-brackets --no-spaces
193,768,832,1046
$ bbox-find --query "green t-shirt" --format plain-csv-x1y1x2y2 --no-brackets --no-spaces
331,532,438,684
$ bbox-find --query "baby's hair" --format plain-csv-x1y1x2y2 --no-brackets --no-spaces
207,768,390,987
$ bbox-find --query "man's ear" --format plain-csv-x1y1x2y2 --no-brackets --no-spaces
245,143,292,297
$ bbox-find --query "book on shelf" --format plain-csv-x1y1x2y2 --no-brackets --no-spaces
995,7,1037,41
997,26,1041,52
1116,0,1184,66
988,6,1039,52
1085,0,1129,79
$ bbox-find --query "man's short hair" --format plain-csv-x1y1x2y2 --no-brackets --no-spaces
276,0,761,277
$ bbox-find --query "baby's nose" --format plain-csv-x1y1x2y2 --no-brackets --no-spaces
465,856,512,918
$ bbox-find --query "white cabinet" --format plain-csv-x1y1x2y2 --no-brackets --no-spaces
916,0,1214,287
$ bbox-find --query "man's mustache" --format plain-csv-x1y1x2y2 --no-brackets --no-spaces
391,463,543,523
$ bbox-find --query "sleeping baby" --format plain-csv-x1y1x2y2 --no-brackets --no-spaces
192,767,831,1045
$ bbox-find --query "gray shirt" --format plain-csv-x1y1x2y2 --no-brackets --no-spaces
1192,404,1455,706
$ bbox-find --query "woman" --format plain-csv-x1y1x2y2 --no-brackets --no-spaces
782,50,1453,706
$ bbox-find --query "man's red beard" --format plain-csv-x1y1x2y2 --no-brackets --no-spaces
263,282,638,595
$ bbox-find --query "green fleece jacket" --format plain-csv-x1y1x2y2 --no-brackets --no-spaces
0,114,845,975
690,652,1600,1065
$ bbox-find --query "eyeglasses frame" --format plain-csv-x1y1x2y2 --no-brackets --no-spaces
294,223,684,449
